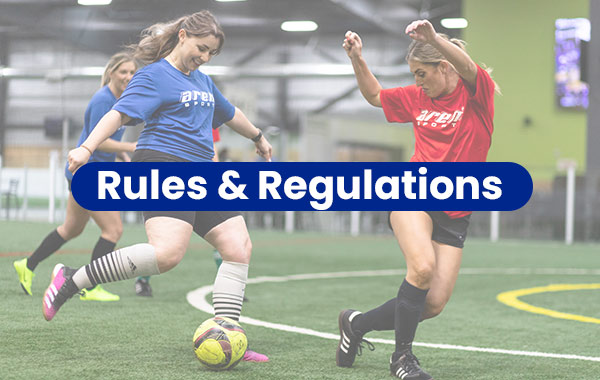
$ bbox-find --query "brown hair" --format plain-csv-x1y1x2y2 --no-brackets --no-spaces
101,51,137,86
406,34,501,94
130,10,225,64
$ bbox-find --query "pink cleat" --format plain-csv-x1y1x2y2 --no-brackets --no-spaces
243,349,269,362
43,264,77,321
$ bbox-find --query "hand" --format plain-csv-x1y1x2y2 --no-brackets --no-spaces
343,30,363,59
254,136,273,162
405,20,437,44
68,146,92,174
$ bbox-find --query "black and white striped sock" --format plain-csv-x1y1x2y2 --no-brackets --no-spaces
71,243,159,290
212,261,248,321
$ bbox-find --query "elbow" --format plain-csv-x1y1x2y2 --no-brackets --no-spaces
464,62,478,82
366,92,382,108
468,61,478,73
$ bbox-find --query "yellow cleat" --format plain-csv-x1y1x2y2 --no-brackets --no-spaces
14,258,34,295
79,284,120,302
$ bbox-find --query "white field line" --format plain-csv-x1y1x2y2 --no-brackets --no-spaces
186,268,600,363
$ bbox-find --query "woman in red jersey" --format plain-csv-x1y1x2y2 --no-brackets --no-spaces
335,20,499,379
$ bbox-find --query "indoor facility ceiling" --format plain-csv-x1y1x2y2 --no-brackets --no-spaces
0,0,461,54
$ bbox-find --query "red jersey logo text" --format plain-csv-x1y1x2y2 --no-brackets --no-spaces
415,108,464,128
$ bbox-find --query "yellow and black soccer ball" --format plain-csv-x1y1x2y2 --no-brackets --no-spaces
193,316,248,370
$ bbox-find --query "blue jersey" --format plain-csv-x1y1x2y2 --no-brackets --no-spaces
65,85,126,181
113,59,235,162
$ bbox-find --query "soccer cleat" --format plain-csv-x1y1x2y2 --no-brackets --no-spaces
14,258,34,295
242,349,269,362
336,309,375,367
79,284,120,301
135,276,152,297
42,264,78,321
390,351,433,380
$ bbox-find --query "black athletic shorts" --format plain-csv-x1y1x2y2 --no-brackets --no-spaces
133,149,242,237
388,211,471,249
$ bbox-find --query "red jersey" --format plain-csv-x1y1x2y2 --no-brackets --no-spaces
380,65,495,218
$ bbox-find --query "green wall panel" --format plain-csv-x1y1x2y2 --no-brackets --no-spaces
463,0,589,181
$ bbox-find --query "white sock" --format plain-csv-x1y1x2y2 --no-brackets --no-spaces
72,243,159,289
212,261,248,321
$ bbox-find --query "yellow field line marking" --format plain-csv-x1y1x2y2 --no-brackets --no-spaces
497,284,600,324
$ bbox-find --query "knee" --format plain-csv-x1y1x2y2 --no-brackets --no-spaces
235,236,252,263
154,244,186,273
57,224,84,240
219,236,252,264
408,261,435,288
102,223,123,242
244,238,252,260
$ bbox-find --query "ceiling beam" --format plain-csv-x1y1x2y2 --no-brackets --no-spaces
421,3,461,19
325,0,403,36
311,84,358,114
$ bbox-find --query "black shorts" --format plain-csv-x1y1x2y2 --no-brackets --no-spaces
133,149,242,237
388,211,471,249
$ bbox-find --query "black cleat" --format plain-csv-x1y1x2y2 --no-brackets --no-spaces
336,309,375,367
390,351,433,379
135,277,152,297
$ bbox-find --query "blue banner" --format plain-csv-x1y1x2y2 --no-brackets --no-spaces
71,162,532,211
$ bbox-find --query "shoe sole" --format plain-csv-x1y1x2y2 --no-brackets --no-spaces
242,357,269,362
42,264,64,321
20,283,31,296
336,310,351,368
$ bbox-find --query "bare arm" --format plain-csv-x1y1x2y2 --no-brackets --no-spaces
68,110,131,173
225,107,272,161
343,31,383,107
405,20,478,88
97,138,136,154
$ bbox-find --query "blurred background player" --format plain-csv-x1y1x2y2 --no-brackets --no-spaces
13,51,138,302
336,20,499,379
45,10,270,363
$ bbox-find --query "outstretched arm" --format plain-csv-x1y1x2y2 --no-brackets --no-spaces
405,20,478,88
68,110,131,173
225,107,272,161
343,31,383,107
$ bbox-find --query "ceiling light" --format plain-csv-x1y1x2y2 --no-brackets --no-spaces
78,0,112,5
440,18,468,29
281,21,318,32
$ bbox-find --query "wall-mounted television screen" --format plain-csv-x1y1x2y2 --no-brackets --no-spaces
555,18,590,109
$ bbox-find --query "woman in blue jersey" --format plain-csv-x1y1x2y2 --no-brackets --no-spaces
42,11,272,363
13,52,137,302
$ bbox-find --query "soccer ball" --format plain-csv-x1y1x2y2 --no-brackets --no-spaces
193,316,248,370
